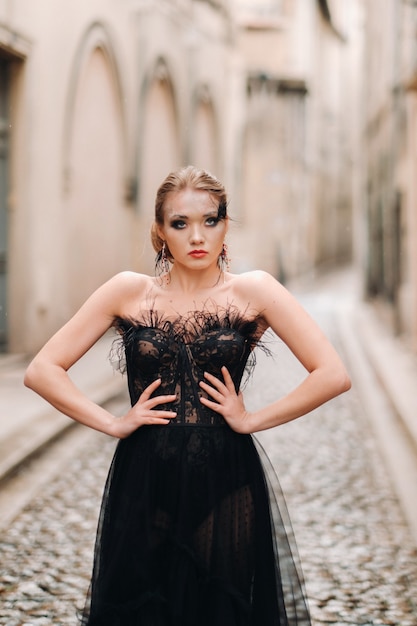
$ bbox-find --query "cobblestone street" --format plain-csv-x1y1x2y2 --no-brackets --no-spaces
1,285,417,625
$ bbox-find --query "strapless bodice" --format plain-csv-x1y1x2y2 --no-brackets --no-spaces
113,309,263,426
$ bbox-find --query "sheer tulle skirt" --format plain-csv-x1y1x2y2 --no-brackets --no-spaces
80,425,310,626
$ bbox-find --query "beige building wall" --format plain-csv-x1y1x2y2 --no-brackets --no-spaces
362,0,417,350
0,0,360,355
0,0,235,353
230,0,359,279
1,1,140,352
65,45,131,312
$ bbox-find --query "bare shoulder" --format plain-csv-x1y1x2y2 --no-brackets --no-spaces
107,270,151,294
62,271,153,323
228,270,309,335
231,269,278,287
96,271,153,316
25,271,155,369
228,270,286,308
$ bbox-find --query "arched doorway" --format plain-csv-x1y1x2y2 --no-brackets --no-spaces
65,41,128,313
136,60,180,274
190,91,219,176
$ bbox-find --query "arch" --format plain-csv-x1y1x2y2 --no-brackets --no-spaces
134,56,181,273
136,56,181,209
189,84,220,176
62,21,128,194
63,37,131,312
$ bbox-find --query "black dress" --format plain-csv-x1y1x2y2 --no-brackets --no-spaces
80,309,311,626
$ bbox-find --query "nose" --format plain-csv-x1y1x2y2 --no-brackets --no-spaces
189,225,204,245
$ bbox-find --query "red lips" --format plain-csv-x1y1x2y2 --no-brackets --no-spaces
188,250,208,258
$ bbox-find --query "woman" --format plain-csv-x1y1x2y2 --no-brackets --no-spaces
24,165,351,625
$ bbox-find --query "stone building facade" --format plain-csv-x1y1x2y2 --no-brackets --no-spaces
0,0,238,353
362,0,417,351
0,0,358,354
231,0,360,279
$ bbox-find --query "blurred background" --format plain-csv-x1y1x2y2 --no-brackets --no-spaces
0,0,415,357
2,6,417,622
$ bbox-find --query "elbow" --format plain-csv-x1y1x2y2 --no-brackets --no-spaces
345,367,352,390
24,359,42,392
24,357,65,394
340,371,352,393
331,366,351,396
23,362,36,390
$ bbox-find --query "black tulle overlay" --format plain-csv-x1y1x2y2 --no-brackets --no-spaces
80,307,311,625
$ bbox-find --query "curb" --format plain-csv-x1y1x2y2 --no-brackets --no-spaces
0,376,126,484
337,303,417,546
355,304,417,452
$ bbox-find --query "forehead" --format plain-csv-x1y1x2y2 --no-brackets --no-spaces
164,188,218,217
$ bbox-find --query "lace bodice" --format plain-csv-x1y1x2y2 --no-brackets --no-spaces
113,309,264,426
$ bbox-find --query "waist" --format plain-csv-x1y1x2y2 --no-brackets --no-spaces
144,402,228,427
167,416,229,428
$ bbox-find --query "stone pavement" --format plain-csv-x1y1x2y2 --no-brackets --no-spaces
1,267,417,625
289,267,417,547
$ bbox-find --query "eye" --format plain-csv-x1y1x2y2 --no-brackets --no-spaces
205,216,219,227
170,220,186,229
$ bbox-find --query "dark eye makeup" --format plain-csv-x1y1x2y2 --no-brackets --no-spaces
170,220,186,229
169,216,220,229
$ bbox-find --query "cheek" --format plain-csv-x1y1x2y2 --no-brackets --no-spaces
214,224,227,242
165,232,185,254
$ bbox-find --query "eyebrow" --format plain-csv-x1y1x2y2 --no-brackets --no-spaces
168,211,218,220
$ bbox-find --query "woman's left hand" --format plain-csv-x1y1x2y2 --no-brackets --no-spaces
199,366,254,434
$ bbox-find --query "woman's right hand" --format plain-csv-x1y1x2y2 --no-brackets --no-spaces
112,378,177,439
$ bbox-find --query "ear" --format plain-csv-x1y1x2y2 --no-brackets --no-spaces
156,225,165,242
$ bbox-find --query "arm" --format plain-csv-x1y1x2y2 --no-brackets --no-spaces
200,271,351,433
24,272,177,438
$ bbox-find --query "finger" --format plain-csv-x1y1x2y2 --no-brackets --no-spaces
220,366,236,392
145,394,177,409
203,371,227,392
199,380,223,402
199,396,223,413
148,410,177,419
144,416,176,426
141,378,162,399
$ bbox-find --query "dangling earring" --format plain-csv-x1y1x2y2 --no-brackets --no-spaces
219,242,230,272
155,242,170,277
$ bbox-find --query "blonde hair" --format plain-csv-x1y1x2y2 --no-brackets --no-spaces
151,165,228,258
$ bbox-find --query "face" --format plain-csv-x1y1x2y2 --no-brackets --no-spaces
158,188,228,271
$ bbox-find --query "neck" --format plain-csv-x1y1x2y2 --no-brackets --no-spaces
166,265,224,294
